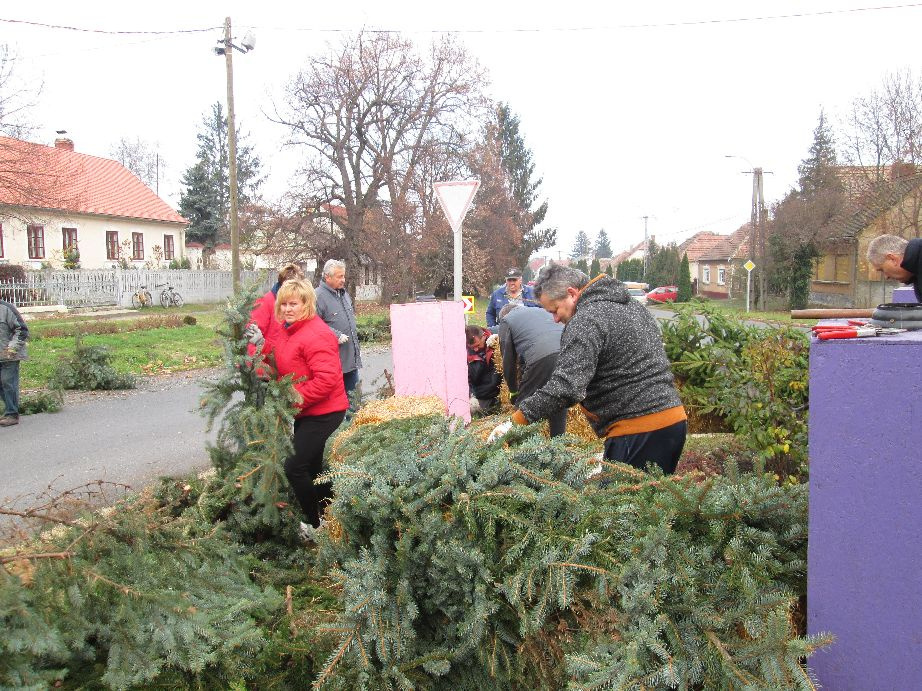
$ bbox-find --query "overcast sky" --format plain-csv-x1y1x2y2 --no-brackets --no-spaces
5,1,922,259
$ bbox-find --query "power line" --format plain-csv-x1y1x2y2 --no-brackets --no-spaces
0,17,219,35
3,3,922,37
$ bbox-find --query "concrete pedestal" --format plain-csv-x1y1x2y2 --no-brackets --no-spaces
389,301,470,422
808,327,922,688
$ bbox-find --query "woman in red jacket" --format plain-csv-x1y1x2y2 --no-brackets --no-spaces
270,279,349,532
248,263,304,359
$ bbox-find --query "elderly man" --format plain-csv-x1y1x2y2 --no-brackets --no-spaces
0,299,29,427
490,264,686,474
867,234,922,301
315,259,362,404
485,267,540,328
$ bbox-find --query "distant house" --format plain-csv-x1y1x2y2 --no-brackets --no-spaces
678,231,726,294
810,171,922,308
0,136,187,269
694,225,751,299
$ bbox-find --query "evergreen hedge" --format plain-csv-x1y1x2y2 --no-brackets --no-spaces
313,416,829,689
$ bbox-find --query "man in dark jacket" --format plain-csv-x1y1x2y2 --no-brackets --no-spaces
315,259,362,405
496,303,566,436
0,299,29,427
867,234,922,301
490,265,686,474
485,267,540,328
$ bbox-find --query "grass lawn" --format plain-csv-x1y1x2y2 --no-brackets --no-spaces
22,308,226,389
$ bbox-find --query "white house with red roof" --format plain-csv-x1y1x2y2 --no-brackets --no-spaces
0,136,187,270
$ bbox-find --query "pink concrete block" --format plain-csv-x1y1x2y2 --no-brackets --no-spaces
389,301,470,423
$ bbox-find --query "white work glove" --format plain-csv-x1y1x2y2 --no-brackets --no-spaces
485,333,499,348
469,396,481,413
487,420,513,442
338,333,349,344
243,323,264,347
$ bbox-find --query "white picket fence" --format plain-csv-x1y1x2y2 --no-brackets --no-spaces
0,269,271,308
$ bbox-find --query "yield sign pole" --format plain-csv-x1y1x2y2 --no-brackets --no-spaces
433,180,480,301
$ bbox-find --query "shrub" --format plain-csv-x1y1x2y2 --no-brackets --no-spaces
49,334,136,390
19,389,64,415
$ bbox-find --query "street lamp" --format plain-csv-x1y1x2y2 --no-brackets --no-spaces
215,17,255,291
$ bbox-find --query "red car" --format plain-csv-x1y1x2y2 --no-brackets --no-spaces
646,285,678,303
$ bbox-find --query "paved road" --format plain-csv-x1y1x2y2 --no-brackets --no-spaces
1,347,394,510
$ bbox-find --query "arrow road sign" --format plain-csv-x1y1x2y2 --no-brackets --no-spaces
461,295,475,313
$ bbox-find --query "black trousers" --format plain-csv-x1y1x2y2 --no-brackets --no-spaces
603,420,687,475
284,410,346,527
519,353,567,437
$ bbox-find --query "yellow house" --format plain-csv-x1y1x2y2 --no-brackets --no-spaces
811,172,922,308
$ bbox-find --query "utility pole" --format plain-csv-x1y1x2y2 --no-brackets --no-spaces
749,168,767,311
642,215,650,278
223,17,241,292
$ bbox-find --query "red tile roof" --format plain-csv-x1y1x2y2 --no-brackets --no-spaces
0,136,187,225
697,225,751,261
679,232,726,261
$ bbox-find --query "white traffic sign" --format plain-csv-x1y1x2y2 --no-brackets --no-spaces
433,180,480,233
744,260,756,272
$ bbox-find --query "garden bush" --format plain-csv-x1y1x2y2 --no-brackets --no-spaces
49,334,136,390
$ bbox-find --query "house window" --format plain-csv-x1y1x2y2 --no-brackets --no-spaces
106,231,119,260
27,225,45,259
62,227,78,251
717,267,726,285
834,255,851,283
163,234,175,260
702,266,710,284
132,232,144,260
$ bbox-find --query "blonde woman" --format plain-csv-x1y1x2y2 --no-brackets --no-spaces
271,279,348,533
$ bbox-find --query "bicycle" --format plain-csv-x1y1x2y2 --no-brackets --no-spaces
156,283,184,308
130,285,153,308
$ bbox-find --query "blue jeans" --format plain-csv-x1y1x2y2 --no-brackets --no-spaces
0,359,20,418
343,369,360,412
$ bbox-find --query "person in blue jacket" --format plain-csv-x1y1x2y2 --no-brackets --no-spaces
485,267,540,328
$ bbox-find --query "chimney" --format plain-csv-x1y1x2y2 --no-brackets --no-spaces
54,138,74,151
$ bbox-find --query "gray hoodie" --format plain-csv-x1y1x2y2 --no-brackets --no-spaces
517,276,681,436
0,300,29,361
315,281,362,374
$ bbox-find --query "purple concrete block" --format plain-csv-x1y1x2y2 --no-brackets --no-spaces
389,301,470,423
808,326,922,689
891,286,917,303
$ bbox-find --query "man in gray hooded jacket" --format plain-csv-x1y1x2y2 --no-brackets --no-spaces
494,264,686,474
0,299,29,427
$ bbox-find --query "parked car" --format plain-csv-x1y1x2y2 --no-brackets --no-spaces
627,288,648,305
646,285,678,303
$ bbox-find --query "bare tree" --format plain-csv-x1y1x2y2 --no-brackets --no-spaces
271,32,489,296
110,136,162,191
842,68,922,236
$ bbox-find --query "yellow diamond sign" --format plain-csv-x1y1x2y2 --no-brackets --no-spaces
744,260,756,272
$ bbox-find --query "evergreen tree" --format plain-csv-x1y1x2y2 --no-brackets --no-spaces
677,252,693,301
575,258,589,275
617,257,644,282
589,257,601,276
769,111,845,310
569,230,591,259
496,104,557,266
604,264,613,277
594,228,613,258
179,102,263,249
645,241,682,289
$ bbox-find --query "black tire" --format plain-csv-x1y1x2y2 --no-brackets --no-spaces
160,290,170,308
172,292,184,308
